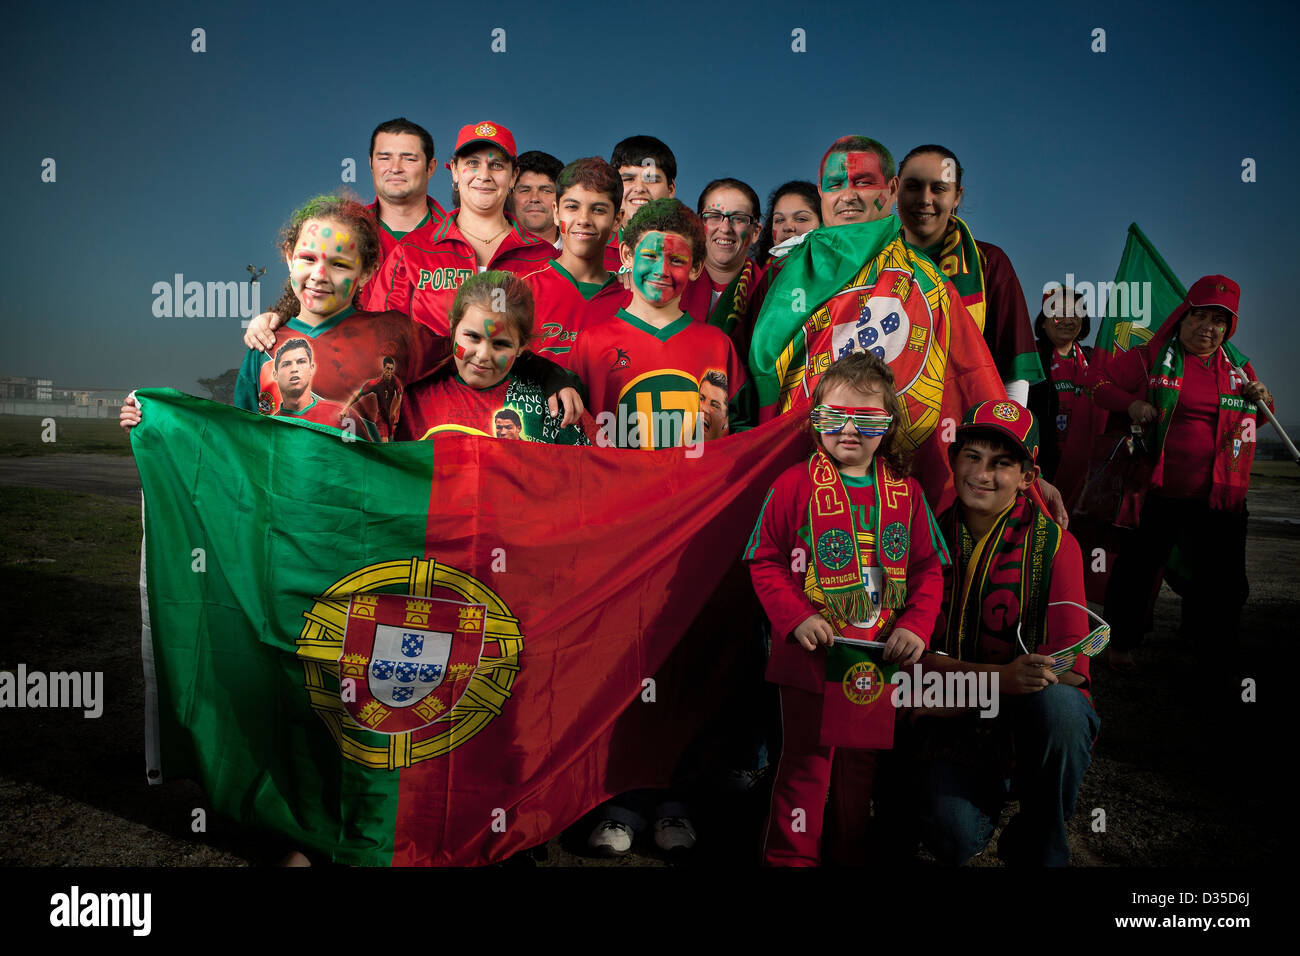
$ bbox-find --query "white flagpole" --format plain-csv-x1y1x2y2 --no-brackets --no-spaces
1230,363,1300,467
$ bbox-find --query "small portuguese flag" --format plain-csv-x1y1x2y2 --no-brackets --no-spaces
820,641,900,750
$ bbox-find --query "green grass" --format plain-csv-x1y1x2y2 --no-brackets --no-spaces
0,485,139,585
0,415,132,457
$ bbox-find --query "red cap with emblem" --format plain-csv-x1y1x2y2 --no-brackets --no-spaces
451,121,517,163
954,399,1040,464
1184,274,1240,340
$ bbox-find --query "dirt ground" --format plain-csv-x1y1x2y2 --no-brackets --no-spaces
0,452,1294,867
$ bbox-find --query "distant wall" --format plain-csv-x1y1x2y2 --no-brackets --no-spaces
0,401,115,418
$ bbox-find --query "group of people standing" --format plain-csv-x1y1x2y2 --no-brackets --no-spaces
121,115,1273,867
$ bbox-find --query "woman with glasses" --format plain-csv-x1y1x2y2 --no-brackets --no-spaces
677,178,768,357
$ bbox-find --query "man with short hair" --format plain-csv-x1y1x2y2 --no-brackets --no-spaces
366,118,447,263
344,356,404,442
604,135,678,271
268,339,349,426
514,150,564,248
494,408,523,440
697,370,730,441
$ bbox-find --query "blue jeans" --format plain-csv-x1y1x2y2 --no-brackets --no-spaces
917,684,1099,866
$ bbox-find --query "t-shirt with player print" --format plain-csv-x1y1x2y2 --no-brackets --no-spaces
232,306,448,441
397,369,590,446
522,260,631,368
567,308,746,450
362,213,557,333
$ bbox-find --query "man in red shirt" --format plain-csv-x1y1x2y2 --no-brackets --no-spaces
603,136,678,273
365,118,447,264
513,150,563,248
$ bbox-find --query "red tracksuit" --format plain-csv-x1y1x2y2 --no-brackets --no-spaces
745,461,947,865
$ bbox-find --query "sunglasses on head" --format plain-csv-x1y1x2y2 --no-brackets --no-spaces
811,404,893,436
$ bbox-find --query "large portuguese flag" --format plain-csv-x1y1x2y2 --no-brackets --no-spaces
133,388,806,866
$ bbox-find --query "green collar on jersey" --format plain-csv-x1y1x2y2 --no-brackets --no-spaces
616,308,692,342
550,258,616,299
286,304,356,338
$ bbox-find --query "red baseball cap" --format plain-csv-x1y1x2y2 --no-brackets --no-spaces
954,399,1040,464
1183,274,1240,339
451,121,517,162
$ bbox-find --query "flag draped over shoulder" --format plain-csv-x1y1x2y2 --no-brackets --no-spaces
133,388,807,866
748,217,1013,514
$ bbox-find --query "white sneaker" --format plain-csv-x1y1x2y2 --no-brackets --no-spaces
588,820,634,857
654,816,697,853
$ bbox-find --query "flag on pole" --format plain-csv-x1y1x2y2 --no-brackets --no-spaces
133,388,807,865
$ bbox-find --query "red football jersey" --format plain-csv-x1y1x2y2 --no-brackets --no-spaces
568,308,746,450
365,196,448,264
233,306,448,441
364,214,558,334
522,260,630,367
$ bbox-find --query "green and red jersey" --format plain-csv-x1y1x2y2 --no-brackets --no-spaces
521,260,630,367
567,308,746,450
233,306,447,440
398,369,590,446
365,196,448,264
364,213,558,334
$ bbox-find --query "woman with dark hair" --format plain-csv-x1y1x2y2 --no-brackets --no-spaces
1027,286,1092,483
896,145,1043,404
754,180,821,265
1089,275,1273,672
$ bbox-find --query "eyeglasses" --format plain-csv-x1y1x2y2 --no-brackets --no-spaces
700,211,757,228
811,404,892,436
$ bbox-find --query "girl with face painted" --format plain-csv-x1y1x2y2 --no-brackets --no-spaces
896,146,1043,406
124,195,443,438
397,271,590,445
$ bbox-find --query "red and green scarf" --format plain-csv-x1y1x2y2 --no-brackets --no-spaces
942,494,1061,661
808,452,912,628
925,215,986,333
707,258,760,340
1147,338,1257,511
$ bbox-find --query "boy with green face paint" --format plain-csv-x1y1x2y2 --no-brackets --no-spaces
568,198,747,453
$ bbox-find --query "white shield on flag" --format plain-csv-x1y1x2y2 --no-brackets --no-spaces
367,624,452,708
831,294,912,372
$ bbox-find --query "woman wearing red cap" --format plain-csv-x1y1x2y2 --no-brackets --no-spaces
364,120,558,335
1088,276,1273,672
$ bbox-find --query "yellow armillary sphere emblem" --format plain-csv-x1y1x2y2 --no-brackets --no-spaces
296,557,523,770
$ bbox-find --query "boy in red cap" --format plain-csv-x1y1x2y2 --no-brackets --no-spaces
1088,275,1273,672
365,121,558,334
908,399,1099,866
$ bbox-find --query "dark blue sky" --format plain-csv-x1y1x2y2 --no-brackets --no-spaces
4,0,1298,427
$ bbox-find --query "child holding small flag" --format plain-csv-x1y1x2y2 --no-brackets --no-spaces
913,399,1099,866
743,351,949,866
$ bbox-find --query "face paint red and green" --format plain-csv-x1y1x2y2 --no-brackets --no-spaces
631,231,693,304
821,151,891,224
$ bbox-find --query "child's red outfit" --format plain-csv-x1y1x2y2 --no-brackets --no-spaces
745,454,948,865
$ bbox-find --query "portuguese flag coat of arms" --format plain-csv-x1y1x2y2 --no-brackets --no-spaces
749,218,1012,512
132,389,807,865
